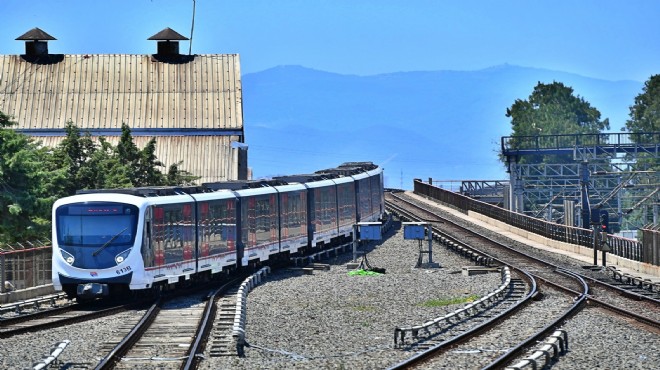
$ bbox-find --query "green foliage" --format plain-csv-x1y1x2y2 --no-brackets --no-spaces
0,112,199,245
419,294,479,308
504,81,609,164
624,75,660,171
166,162,199,186
50,122,200,192
626,74,660,133
0,114,62,242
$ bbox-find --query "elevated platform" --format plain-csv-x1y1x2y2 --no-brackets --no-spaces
406,191,660,282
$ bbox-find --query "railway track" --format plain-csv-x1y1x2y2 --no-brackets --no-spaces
0,293,70,320
384,191,659,368
95,275,249,370
0,301,136,339
387,192,660,322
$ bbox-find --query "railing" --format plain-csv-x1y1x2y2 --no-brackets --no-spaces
1,246,52,293
640,225,660,266
414,180,649,265
502,132,660,155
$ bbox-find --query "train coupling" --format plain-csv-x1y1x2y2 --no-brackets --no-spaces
77,283,110,298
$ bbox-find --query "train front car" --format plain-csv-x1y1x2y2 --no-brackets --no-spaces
51,194,147,300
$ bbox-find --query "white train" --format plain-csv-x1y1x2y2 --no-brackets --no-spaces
51,162,384,299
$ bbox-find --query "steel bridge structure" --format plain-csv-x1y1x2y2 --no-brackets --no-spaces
501,132,660,231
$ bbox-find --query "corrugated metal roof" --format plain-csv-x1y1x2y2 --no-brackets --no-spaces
0,54,243,131
36,135,243,184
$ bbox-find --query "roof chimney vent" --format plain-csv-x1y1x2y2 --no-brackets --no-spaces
148,28,189,56
16,27,56,56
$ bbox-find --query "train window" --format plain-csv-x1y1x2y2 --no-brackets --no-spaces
56,203,139,247
198,199,237,256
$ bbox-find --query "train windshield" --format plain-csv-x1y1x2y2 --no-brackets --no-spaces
56,202,139,248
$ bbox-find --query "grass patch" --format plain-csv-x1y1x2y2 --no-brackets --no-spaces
419,294,479,308
353,305,376,312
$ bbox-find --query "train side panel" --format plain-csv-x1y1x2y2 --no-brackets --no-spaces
368,167,385,221
352,172,372,222
190,191,239,274
235,187,280,266
142,195,198,287
275,184,309,255
306,179,339,247
333,177,357,237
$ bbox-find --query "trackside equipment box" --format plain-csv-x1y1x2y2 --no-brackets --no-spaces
403,222,428,240
358,222,382,240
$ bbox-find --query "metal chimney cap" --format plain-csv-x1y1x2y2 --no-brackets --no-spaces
16,27,56,41
148,27,189,41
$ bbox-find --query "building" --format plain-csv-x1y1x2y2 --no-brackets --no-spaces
0,27,248,183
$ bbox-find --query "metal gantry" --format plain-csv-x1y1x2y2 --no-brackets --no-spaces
501,132,660,231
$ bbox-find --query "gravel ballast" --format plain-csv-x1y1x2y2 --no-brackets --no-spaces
3,192,658,369
202,223,504,369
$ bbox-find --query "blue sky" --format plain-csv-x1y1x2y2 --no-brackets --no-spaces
1,0,658,81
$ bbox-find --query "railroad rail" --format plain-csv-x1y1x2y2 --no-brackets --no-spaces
384,192,658,368
389,192,660,317
0,301,137,339
386,195,580,368
0,293,69,319
95,272,256,370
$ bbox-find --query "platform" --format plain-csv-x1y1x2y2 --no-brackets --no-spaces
406,191,660,282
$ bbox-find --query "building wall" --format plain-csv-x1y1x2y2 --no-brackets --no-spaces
0,53,246,183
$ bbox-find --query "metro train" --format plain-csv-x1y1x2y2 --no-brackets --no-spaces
51,162,384,299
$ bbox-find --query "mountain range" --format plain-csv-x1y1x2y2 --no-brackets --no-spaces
242,64,644,189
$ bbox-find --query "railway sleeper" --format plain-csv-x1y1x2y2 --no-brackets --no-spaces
608,266,660,293
393,267,512,347
506,330,569,370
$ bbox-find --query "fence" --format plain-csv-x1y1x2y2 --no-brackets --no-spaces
413,179,653,265
640,225,660,266
1,245,52,293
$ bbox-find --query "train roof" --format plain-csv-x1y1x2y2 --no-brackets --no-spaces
74,179,286,197
273,173,335,183
202,179,287,191
316,162,378,176
339,162,378,171
73,162,380,197
76,186,205,197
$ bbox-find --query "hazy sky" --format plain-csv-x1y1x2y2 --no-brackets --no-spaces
1,0,658,81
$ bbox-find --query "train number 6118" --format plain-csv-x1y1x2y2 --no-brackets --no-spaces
116,266,132,275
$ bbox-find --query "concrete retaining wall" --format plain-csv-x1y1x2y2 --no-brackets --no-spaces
0,284,55,304
468,211,660,278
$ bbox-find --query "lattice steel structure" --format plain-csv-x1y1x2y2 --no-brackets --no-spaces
502,132,660,231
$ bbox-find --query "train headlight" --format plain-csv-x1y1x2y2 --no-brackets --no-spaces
115,249,131,265
60,249,75,265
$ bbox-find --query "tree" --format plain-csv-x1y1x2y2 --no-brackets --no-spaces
55,122,199,190
166,161,199,186
624,74,660,169
134,138,166,187
51,122,103,194
623,76,660,227
626,74,660,133
0,111,61,243
623,73,660,203
504,81,610,164
1,114,199,244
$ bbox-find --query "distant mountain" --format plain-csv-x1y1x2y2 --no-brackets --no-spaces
242,64,643,189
